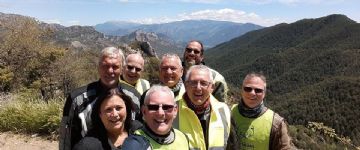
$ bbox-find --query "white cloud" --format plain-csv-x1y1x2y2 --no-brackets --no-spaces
42,19,61,24
67,20,81,26
179,0,222,4
239,0,345,5
130,8,284,26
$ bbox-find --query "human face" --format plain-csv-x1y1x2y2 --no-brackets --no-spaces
142,91,177,135
123,54,144,85
183,41,203,66
185,69,214,105
241,76,266,108
99,95,127,135
98,56,122,88
159,57,183,88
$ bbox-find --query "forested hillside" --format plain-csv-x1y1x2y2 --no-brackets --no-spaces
1,12,360,149
205,14,360,146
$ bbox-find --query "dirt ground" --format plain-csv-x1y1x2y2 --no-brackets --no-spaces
0,132,58,150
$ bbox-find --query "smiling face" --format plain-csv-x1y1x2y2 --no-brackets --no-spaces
98,55,122,88
99,95,127,135
185,68,214,105
141,89,177,135
241,76,266,108
159,56,183,88
183,41,203,66
123,54,144,85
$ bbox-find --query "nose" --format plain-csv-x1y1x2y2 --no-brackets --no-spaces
129,67,136,73
166,68,172,73
157,106,165,115
195,82,202,89
110,109,119,117
107,67,114,74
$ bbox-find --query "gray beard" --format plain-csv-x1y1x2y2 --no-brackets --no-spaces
185,60,196,69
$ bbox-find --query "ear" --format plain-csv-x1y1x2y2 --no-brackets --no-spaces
180,67,184,75
209,83,215,93
173,105,178,119
141,106,146,117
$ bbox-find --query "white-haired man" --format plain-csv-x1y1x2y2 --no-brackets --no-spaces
174,65,231,150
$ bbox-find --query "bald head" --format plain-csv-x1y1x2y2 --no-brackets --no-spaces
123,53,145,85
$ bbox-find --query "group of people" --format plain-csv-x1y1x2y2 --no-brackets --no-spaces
59,40,292,150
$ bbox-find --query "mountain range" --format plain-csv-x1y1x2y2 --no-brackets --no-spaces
205,14,360,147
1,11,359,149
95,20,263,47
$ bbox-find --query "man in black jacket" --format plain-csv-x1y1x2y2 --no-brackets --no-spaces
59,47,140,150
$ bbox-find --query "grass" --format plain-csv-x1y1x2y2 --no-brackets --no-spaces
0,90,64,138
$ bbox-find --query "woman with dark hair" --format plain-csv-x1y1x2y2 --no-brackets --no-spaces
73,88,150,150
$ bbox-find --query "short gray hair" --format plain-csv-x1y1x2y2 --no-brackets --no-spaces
99,47,125,65
160,53,182,68
185,65,213,84
243,72,267,88
144,85,175,105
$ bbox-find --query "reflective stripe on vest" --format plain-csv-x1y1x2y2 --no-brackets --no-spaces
175,84,186,102
136,79,150,95
174,96,230,150
231,104,274,150
135,129,190,150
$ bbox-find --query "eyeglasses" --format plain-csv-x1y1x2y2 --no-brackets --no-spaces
146,104,175,112
160,66,178,72
243,87,264,93
187,80,211,88
185,47,201,55
127,65,142,72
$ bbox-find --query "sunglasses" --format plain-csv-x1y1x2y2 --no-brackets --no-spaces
243,87,264,93
185,47,201,55
127,65,142,72
146,104,175,112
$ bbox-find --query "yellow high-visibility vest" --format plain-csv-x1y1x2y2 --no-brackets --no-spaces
119,78,150,95
231,104,274,150
174,95,231,150
135,128,190,150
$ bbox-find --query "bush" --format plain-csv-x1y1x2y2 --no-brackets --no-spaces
0,92,64,136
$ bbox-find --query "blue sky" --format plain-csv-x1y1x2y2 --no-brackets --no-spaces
1,0,359,27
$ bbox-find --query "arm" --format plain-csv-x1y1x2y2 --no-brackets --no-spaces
59,94,83,150
270,114,292,150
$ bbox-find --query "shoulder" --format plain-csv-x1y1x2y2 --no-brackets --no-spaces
122,134,151,150
73,137,104,150
210,96,229,109
208,67,225,79
271,111,286,131
139,78,150,84
69,81,99,99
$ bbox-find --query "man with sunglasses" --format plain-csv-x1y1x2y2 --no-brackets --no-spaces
136,85,190,149
120,52,150,106
120,52,150,96
174,65,231,150
182,40,229,103
227,72,291,150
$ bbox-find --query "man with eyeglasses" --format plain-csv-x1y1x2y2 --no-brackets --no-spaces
174,65,230,150
227,72,292,150
135,85,190,149
159,53,186,101
182,40,229,103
